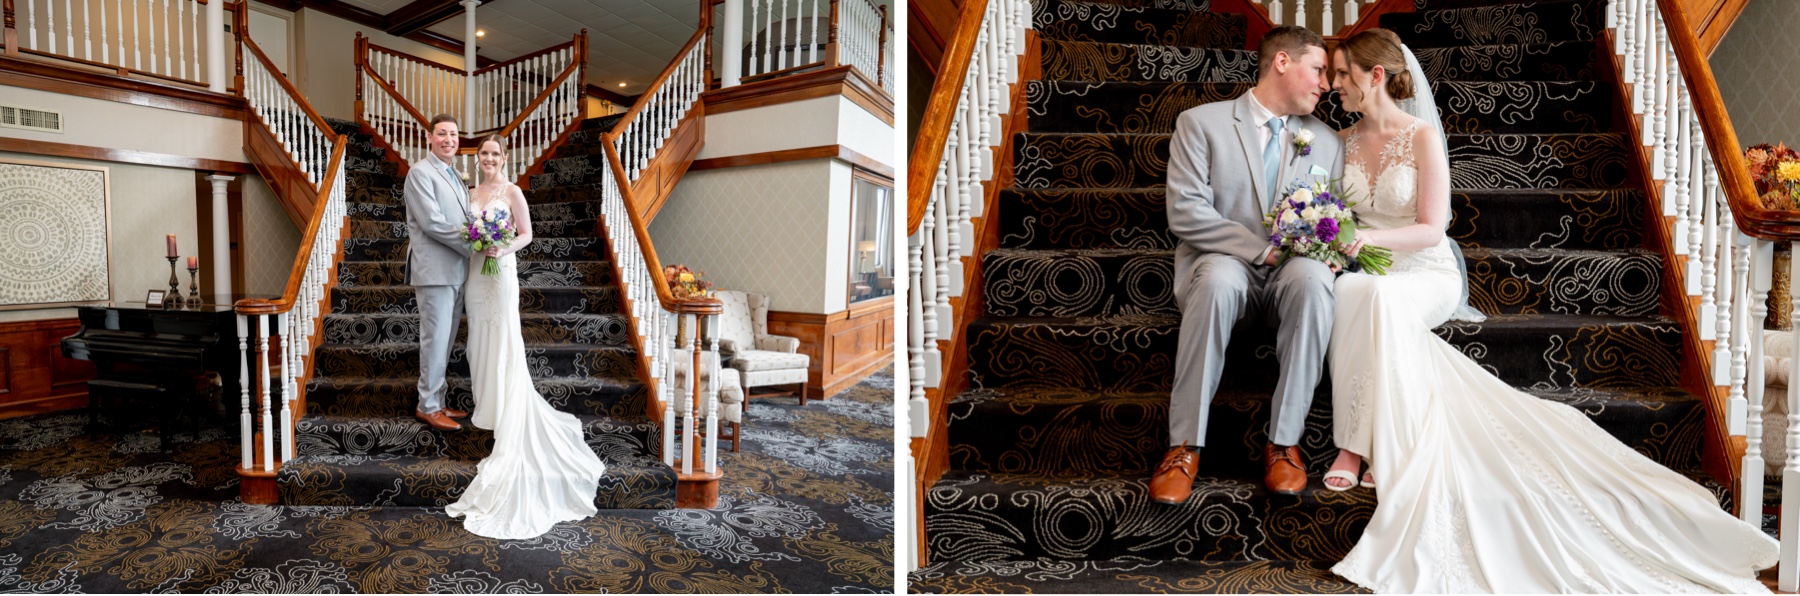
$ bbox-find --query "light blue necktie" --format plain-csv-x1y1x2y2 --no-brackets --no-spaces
1263,116,1285,210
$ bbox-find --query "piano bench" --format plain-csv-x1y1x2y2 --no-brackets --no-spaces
87,376,199,451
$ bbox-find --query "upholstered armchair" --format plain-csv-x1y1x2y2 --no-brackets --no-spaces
715,290,811,405
671,358,745,451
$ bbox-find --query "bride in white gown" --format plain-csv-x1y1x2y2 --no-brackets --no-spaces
1321,28,1776,593
444,135,607,540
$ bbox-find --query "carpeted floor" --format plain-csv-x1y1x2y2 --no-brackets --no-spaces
0,368,895,593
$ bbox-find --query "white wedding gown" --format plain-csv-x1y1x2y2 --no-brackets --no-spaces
444,188,608,540
1327,119,1778,593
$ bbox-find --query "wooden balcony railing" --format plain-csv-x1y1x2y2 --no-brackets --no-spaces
714,0,890,92
1,0,242,90
231,24,347,503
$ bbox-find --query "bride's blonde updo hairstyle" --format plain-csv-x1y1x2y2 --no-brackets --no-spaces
1336,28,1412,101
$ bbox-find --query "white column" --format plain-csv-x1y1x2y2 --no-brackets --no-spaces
207,174,234,297
206,0,224,92
722,0,744,87
462,0,478,126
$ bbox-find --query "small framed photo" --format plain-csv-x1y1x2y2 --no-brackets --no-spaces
145,290,167,307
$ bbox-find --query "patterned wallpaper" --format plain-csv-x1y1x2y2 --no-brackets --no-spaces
0,153,196,322
648,160,842,314
1711,1,1800,146
240,175,301,297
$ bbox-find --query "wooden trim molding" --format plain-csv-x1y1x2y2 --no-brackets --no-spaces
688,144,894,179
0,318,93,420
0,137,254,174
0,54,248,120
702,65,894,125
767,297,895,401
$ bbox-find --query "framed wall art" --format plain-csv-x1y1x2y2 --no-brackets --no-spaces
0,158,113,310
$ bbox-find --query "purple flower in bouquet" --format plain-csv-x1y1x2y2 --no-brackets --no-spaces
1261,177,1392,274
466,209,517,275
1315,217,1339,243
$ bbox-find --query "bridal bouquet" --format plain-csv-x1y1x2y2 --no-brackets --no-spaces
467,209,515,275
1263,178,1393,274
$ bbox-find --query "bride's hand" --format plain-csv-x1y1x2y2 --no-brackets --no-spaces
482,246,502,258
1345,237,1366,259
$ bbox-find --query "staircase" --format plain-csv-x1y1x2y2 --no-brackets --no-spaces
277,116,680,509
909,0,1727,591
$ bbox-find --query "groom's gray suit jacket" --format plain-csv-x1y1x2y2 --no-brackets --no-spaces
1164,91,1345,448
402,155,471,413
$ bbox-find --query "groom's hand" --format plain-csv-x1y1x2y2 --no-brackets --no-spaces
1263,251,1280,267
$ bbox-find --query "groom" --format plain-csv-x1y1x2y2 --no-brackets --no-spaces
1153,26,1344,503
404,113,473,431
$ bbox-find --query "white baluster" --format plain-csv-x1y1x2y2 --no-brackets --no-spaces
1700,164,1719,338
1673,90,1690,256
1745,237,1773,524
128,0,139,69
1715,175,1735,386
1728,231,1750,434
1322,0,1333,36
237,314,252,469
1648,29,1665,172
918,181,940,387
62,0,75,57
1784,244,1800,591
257,314,273,471
280,312,294,463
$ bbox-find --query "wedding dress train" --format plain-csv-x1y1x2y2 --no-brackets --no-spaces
444,191,607,540
1327,120,1777,593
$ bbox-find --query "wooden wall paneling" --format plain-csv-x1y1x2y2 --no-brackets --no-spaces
244,116,318,228
629,105,705,224
0,138,254,174
0,55,248,119
767,296,895,401
0,319,92,419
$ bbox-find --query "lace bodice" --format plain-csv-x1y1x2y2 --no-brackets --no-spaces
1341,119,1458,276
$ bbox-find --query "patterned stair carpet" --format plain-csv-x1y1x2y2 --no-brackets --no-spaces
910,0,1729,592
0,371,894,592
280,116,677,508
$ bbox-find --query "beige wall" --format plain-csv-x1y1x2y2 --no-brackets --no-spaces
1712,1,1800,146
650,160,849,314
0,85,243,162
293,7,466,122
241,175,301,297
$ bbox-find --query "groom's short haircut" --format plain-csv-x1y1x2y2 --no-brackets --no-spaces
429,113,458,130
1257,25,1327,78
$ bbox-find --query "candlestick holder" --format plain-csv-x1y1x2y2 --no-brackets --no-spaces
187,266,202,306
165,257,181,309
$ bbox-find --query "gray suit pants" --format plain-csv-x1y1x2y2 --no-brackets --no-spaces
1171,253,1333,448
416,284,464,414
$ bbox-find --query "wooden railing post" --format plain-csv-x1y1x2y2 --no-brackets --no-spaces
4,0,18,57
231,2,244,92
825,0,840,67
701,0,714,89
354,33,365,117
876,5,887,85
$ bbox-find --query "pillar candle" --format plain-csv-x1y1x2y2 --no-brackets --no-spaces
166,234,178,258
188,256,199,270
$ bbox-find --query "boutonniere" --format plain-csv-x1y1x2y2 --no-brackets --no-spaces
1291,128,1314,164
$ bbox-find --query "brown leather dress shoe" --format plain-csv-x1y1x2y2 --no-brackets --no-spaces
1149,446,1200,505
440,407,469,418
1265,443,1307,495
416,409,462,431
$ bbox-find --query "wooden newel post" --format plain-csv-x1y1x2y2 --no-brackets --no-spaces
3,0,18,57
354,33,365,118
876,5,888,84
825,0,840,68
701,0,715,89
232,2,245,92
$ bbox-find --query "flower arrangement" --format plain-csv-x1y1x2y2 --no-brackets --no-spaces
1263,178,1392,274
1292,129,1315,159
664,265,715,299
1746,143,1800,211
466,209,515,275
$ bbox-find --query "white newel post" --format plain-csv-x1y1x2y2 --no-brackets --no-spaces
722,0,744,87
462,0,478,125
207,174,234,296
206,0,224,92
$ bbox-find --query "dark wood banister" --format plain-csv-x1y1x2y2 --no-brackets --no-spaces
598,129,723,316
1660,0,1797,239
236,135,349,317
905,0,989,235
243,35,338,162
609,26,708,154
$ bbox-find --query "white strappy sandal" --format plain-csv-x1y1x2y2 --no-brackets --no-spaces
1323,469,1359,492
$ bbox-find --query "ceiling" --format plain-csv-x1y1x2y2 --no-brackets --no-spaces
339,0,701,98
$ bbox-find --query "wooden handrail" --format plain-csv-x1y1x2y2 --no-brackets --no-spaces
366,41,465,73
361,64,433,128
610,27,708,151
243,35,336,140
472,38,579,76
236,135,349,315
906,0,989,234
1659,0,1800,239
497,46,582,138
599,128,723,315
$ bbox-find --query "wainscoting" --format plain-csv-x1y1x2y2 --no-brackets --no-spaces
0,318,93,419
768,297,894,401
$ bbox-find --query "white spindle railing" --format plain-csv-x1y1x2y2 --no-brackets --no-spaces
598,27,721,478
234,31,347,482
1260,0,1362,37
1610,0,1797,588
612,32,705,185
837,0,885,86
13,0,211,86
719,0,890,88
737,0,827,80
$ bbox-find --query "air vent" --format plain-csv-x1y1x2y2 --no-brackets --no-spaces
0,105,63,133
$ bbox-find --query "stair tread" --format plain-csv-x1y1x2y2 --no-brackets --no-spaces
975,312,1677,327
983,246,1659,258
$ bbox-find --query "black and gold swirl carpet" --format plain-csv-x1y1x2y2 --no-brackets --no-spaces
911,0,1736,592
0,369,894,592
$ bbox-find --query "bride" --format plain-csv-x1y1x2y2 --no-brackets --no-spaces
443,134,608,540
1321,28,1776,592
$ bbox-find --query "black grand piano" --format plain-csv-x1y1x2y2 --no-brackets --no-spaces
61,297,268,449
